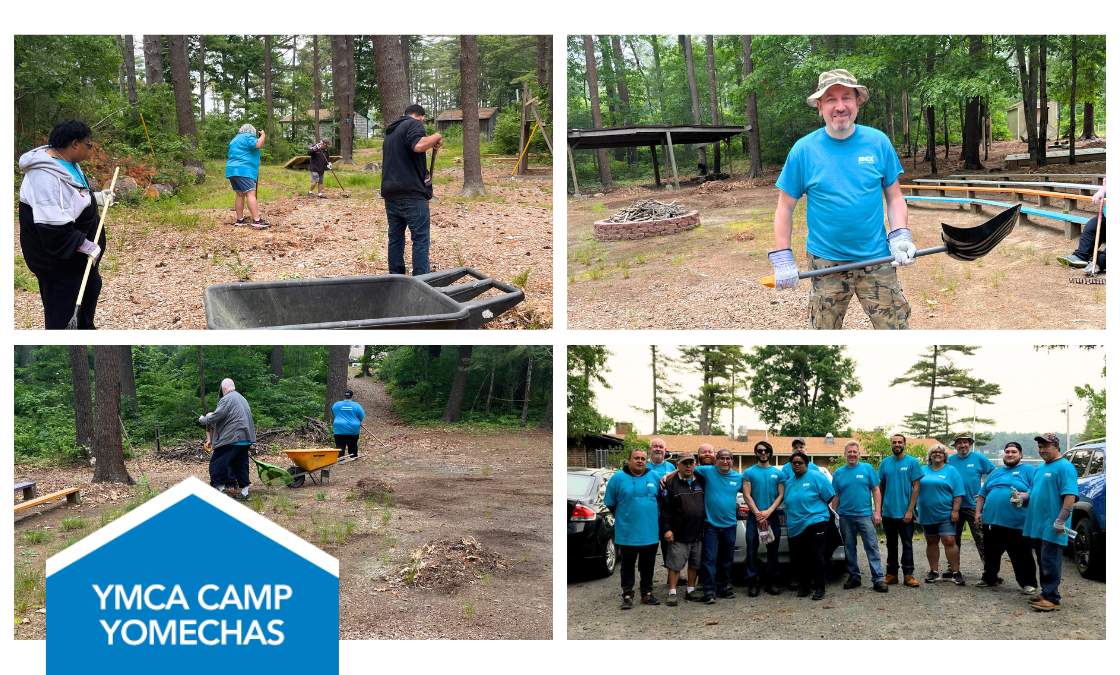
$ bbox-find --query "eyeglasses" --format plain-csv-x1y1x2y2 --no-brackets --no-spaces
790,460,806,466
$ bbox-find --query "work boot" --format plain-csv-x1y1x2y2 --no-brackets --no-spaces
1027,594,1043,603
747,583,761,598
884,574,898,585
1057,254,1089,268
904,575,920,588
641,593,660,606
843,576,862,590
1030,598,1060,612
872,581,889,593
620,593,634,610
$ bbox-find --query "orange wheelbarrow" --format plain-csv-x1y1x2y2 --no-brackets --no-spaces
251,448,363,488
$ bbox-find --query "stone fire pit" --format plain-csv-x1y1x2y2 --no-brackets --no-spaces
593,200,700,241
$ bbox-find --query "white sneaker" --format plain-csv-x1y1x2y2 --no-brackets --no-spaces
1021,585,1038,595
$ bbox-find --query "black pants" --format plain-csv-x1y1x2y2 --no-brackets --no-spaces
618,543,658,597
334,434,359,458
210,443,250,489
982,524,1038,588
1074,214,1106,268
954,507,985,563
789,522,829,592
39,269,101,329
882,517,916,577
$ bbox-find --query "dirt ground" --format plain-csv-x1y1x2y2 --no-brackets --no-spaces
14,152,553,329
567,541,1105,639
14,376,552,640
568,140,1105,330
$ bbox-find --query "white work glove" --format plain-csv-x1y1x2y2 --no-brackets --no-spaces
767,248,800,289
77,239,102,260
197,415,209,427
887,228,917,266
327,163,333,170
94,190,115,208
1052,518,1067,533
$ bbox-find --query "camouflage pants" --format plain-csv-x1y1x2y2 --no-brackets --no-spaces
807,253,911,329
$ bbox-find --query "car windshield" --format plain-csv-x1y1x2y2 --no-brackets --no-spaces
1068,449,1093,477
567,473,596,500
1088,450,1104,476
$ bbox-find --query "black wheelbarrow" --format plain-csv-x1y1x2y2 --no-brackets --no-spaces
204,267,524,329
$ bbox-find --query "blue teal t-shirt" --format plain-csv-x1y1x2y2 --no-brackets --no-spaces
878,453,921,519
604,469,661,546
783,470,834,537
225,132,261,179
330,400,366,435
916,464,966,525
744,464,783,511
647,460,675,482
53,158,90,188
694,464,744,528
947,451,995,509
1023,458,1079,546
832,462,879,517
978,464,1035,530
776,125,903,261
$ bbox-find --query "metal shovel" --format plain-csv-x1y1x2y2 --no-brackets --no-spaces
760,204,1021,288
424,146,439,188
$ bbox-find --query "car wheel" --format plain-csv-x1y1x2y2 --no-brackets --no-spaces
594,535,617,578
1074,517,1105,581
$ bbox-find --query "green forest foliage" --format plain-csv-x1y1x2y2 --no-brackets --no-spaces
377,345,552,427
567,34,1106,188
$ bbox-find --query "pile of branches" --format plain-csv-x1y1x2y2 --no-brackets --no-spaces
155,427,288,462
604,199,688,223
396,537,507,592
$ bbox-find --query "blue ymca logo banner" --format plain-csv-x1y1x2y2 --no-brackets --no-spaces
46,477,339,674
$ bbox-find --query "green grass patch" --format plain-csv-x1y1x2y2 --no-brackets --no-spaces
317,519,357,546
588,201,608,214
14,256,38,292
315,491,327,501
269,493,297,517
20,529,50,545
510,268,531,288
14,565,45,614
60,516,86,531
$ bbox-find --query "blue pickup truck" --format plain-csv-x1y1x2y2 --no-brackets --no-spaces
1064,439,1105,581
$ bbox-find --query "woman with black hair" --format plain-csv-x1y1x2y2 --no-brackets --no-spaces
18,120,114,328
783,449,836,600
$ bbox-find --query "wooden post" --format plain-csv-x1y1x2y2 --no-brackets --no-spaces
567,143,581,196
665,130,680,190
650,145,661,187
517,83,530,176
726,138,733,178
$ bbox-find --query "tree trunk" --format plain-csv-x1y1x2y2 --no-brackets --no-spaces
901,89,911,157
143,35,163,86
442,346,473,423
91,346,132,484
168,35,197,150
611,36,636,166
597,36,620,129
325,346,349,425
331,35,355,162
680,35,707,172
962,37,984,169
312,35,321,142
197,346,206,415
1015,36,1040,164
924,103,937,174
925,346,938,437
520,353,533,425
271,345,284,381
541,396,552,431
373,36,411,128
536,35,552,104
942,104,949,160
69,346,93,449
583,36,613,190
649,36,667,118
459,35,485,196
1069,36,1078,164
16,345,36,368
264,35,275,156
705,35,721,174
1082,101,1095,139
197,36,206,124
1037,35,1049,165
118,346,136,414
121,35,138,106
400,36,412,101
651,346,659,434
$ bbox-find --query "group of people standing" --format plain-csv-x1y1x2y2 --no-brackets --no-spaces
603,431,1079,613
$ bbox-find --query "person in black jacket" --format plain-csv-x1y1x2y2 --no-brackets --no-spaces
380,103,443,275
307,140,330,198
18,120,114,329
659,454,707,606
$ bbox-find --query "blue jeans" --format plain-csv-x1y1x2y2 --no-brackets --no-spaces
1033,539,1064,604
839,515,885,583
745,516,782,584
385,197,431,275
701,524,736,597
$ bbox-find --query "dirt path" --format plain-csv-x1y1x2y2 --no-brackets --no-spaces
567,541,1105,639
14,376,552,640
568,145,1105,330
14,160,553,329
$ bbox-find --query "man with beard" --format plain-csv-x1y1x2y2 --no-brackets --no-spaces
877,433,921,587
1020,434,1079,612
947,431,994,564
974,442,1038,595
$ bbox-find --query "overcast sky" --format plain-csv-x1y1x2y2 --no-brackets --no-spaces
590,345,1104,435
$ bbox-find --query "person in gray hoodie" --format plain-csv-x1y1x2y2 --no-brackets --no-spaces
198,378,257,500
18,120,115,328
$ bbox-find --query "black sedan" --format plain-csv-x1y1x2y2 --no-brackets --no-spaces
568,468,617,578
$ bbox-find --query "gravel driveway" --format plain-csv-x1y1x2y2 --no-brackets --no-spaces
567,541,1105,639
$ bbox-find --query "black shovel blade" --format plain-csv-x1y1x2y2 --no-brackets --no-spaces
940,204,1020,261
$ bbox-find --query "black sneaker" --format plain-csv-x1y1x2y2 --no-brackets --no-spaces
975,577,1002,588
666,594,678,607
843,576,862,590
924,570,940,583
641,593,660,606
685,590,704,602
952,571,966,586
704,595,716,605
811,588,826,601
872,582,889,593
716,589,736,599
747,584,761,598
621,594,634,610
796,587,811,598
764,584,782,596
941,570,954,580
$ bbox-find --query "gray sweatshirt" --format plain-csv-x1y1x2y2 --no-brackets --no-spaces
200,390,257,448
19,146,93,225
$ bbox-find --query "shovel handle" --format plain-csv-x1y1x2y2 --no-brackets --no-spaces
758,245,948,287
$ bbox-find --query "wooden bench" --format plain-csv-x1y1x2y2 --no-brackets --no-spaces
949,172,1104,185
13,487,81,515
14,481,37,501
1005,147,1106,168
905,195,1089,239
913,177,1098,197
904,182,1093,216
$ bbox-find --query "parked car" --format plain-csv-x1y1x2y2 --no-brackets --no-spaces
1063,439,1105,581
567,467,617,578
732,465,845,583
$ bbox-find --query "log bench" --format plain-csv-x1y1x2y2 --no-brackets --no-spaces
13,487,81,515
